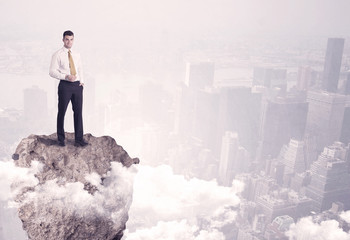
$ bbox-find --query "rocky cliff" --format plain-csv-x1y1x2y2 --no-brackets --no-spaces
11,133,139,240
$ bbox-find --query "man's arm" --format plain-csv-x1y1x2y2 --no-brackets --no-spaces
77,54,84,86
49,53,67,80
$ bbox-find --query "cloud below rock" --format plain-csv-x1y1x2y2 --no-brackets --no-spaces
0,160,42,202
125,164,242,239
20,161,136,222
126,220,225,240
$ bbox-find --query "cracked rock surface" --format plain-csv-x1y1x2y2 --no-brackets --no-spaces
12,133,139,240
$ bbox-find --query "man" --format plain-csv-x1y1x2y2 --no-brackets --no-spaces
49,30,88,147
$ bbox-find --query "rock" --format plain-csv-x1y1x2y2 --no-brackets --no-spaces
12,133,139,240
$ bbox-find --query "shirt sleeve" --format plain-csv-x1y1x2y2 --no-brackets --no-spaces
49,52,66,80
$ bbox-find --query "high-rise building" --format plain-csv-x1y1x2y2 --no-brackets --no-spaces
322,38,345,93
265,157,285,186
297,66,317,91
218,87,262,155
192,87,220,155
290,171,312,193
256,192,312,224
306,142,350,212
344,72,350,95
173,84,221,157
279,139,307,175
305,91,346,155
257,94,308,160
173,83,196,136
185,61,215,89
218,131,249,186
340,98,350,144
219,132,238,187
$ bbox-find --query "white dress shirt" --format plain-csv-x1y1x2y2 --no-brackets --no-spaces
49,47,84,83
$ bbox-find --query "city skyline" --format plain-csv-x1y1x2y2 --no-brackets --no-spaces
1,1,350,239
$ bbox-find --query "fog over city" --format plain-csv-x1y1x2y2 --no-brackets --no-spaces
1,0,350,239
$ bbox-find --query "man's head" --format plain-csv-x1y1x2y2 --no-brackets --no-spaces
62,30,74,49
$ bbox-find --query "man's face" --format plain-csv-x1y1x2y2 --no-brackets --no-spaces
63,35,74,49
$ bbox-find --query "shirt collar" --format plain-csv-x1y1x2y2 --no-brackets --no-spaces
62,46,73,53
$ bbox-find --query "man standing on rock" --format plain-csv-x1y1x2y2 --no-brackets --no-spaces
49,30,88,147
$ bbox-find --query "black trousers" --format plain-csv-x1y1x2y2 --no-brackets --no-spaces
57,80,84,142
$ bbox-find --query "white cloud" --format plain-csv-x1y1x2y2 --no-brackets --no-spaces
0,159,137,224
21,162,136,222
1,160,241,239
286,216,350,240
125,220,225,240
124,164,242,239
0,160,42,202
340,211,350,224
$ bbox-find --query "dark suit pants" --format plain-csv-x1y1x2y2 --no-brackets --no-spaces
57,80,84,143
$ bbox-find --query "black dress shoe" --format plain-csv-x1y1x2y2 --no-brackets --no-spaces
58,141,65,147
75,140,88,147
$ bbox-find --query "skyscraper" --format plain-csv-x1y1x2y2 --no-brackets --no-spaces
306,142,350,212
305,91,346,155
297,66,317,91
218,87,262,155
257,94,308,160
218,131,249,186
344,72,350,95
340,104,350,145
322,38,345,93
279,139,307,175
192,87,220,154
173,83,196,136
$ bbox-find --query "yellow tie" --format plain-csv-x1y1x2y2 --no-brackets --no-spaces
68,50,77,76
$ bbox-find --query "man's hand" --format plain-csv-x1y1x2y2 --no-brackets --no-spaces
79,82,84,87
65,75,77,82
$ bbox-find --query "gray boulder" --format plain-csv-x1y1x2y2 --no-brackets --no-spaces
12,133,139,240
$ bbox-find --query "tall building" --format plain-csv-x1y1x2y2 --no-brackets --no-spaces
185,61,215,89
340,97,350,144
192,87,220,155
265,159,285,186
236,173,278,202
173,83,196,136
257,94,308,160
297,66,317,91
173,84,221,157
218,132,249,186
256,192,312,224
306,142,350,212
279,139,307,175
305,91,346,156
344,72,350,95
218,87,262,155
322,38,345,93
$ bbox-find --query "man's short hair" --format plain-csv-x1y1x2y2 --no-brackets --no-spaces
63,30,74,38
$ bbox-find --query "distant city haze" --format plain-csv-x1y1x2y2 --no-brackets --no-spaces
1,0,350,239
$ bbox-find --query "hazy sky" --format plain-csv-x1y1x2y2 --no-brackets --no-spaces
1,0,350,42
1,1,350,238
